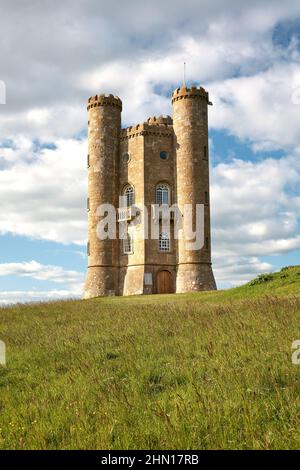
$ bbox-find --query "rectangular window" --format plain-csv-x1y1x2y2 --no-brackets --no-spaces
205,191,208,204
144,273,153,286
87,154,90,168
159,233,170,252
87,198,90,211
87,241,90,256
204,145,207,160
205,237,209,250
123,234,133,254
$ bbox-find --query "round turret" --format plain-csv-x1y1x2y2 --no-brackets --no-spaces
84,93,122,298
173,85,216,292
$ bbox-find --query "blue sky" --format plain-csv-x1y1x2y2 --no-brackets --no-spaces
0,0,300,303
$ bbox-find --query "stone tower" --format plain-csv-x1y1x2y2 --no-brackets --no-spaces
84,85,216,298
172,86,216,292
84,94,121,298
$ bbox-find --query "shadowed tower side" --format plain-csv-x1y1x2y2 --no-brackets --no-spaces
172,86,216,292
84,94,122,298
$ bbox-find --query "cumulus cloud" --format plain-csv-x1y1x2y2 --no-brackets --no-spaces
0,137,87,244
0,260,84,285
210,151,300,285
1,0,300,298
213,256,274,287
0,289,80,306
211,152,300,260
209,62,300,151
0,261,84,305
1,0,300,138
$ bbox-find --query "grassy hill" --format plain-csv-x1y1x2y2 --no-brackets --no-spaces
1,266,300,450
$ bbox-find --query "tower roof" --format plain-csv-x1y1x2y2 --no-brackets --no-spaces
87,93,122,111
172,85,212,105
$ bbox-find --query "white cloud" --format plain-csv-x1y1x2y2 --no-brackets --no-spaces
0,260,84,285
0,260,84,305
0,289,80,306
213,256,274,287
211,153,300,272
1,1,300,139
0,137,87,244
209,62,300,151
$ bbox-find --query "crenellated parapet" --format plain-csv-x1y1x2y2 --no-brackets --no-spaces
172,85,212,105
146,115,173,125
120,115,173,141
87,94,122,111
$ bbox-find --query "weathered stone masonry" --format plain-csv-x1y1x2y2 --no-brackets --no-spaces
84,86,216,298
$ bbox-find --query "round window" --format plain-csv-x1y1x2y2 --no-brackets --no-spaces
160,151,169,160
122,152,130,164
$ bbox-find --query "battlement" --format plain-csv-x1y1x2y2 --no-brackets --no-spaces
172,85,212,105
146,115,173,125
120,117,173,141
87,94,122,111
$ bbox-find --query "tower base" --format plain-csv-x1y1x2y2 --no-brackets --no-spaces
176,263,217,293
84,266,118,299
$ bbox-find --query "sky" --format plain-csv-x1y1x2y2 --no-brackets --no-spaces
1,0,300,304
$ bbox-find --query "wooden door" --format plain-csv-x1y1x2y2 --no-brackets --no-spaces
156,270,173,294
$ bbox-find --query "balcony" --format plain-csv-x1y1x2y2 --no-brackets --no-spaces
117,206,133,222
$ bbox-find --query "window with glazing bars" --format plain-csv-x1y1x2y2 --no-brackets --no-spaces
124,185,134,206
156,184,170,205
123,233,133,254
159,232,170,252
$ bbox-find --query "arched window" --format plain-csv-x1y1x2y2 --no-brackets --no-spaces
123,185,135,206
159,232,170,252
123,233,133,254
156,184,170,205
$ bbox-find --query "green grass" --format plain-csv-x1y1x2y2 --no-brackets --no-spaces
1,266,300,449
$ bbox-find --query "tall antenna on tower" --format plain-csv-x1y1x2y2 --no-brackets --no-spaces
183,62,186,86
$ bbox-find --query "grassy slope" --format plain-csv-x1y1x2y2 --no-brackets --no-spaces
1,266,300,449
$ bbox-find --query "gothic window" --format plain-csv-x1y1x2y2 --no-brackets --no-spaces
159,232,170,252
123,185,135,206
156,184,170,205
123,233,133,254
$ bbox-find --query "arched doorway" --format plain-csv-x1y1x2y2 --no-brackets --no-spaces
156,270,173,294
